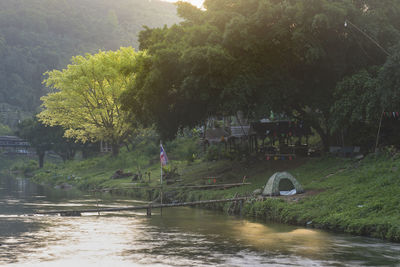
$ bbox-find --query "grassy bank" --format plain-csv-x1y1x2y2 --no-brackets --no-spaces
12,139,400,242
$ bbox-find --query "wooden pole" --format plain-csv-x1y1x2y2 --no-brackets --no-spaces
160,189,163,216
89,183,252,193
160,141,163,186
147,205,152,217
96,191,100,216
239,199,244,217
375,110,385,153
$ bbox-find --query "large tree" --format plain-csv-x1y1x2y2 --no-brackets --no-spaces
39,47,143,155
123,0,400,149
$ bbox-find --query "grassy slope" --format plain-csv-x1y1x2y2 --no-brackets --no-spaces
17,140,400,242
244,155,400,242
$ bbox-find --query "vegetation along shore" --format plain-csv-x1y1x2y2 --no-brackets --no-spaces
7,136,400,243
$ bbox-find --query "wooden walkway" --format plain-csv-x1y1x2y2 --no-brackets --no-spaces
35,197,248,216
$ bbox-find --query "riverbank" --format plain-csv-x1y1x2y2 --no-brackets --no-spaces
176,153,400,242
7,143,400,242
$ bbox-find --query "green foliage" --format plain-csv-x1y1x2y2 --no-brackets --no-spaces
205,144,232,161
11,160,38,176
17,118,56,168
124,0,400,149
0,123,12,135
331,68,381,149
166,136,200,162
40,48,145,155
379,47,400,109
162,165,180,181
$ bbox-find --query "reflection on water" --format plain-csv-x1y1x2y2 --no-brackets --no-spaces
0,176,399,266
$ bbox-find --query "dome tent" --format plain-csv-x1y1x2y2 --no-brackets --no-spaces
262,172,304,196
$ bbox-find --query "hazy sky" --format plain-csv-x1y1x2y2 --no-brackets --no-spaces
161,0,205,8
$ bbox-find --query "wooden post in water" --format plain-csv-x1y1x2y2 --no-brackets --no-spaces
147,205,152,217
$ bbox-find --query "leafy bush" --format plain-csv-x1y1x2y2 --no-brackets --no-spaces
11,160,38,175
166,137,200,162
205,144,232,161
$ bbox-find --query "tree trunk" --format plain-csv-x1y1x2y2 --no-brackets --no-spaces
112,143,120,156
298,108,332,152
38,151,45,168
125,143,131,152
314,126,331,152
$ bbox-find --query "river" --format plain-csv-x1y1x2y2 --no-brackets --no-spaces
0,176,399,267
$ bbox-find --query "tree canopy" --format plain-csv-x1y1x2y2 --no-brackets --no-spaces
39,47,144,155
122,0,400,149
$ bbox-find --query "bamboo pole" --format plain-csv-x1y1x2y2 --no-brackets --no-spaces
375,109,384,153
35,197,248,215
89,183,252,193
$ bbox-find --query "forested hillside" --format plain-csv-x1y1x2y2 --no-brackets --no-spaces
0,0,178,130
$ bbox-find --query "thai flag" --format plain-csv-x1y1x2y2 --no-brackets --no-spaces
160,144,168,166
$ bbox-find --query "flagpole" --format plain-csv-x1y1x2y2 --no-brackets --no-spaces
160,140,163,186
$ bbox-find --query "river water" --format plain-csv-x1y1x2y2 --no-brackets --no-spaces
0,176,399,267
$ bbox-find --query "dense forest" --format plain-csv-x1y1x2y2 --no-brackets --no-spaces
0,0,178,131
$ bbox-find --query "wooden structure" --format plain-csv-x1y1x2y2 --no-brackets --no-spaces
100,141,112,153
203,118,313,157
35,197,248,217
0,136,30,153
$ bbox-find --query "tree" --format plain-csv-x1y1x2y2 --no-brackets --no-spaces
39,47,144,156
379,47,400,109
123,0,400,149
0,123,12,135
331,68,381,149
17,118,54,168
